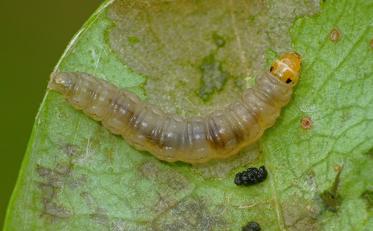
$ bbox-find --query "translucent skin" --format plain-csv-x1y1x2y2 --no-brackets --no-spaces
49,52,301,163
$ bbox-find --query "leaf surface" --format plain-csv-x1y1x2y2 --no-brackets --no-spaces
5,0,373,230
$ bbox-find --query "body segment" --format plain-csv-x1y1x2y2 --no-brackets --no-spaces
49,52,301,163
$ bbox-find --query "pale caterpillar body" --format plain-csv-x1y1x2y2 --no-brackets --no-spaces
49,52,301,163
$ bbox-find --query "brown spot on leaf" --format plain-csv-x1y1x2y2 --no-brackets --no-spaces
329,27,342,43
370,39,373,49
301,116,313,129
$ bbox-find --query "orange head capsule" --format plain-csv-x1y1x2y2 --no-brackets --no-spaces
270,52,302,86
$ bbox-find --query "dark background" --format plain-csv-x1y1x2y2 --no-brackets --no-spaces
0,0,102,227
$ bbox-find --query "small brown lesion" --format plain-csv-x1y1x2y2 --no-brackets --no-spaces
329,27,342,43
301,116,312,129
370,39,373,49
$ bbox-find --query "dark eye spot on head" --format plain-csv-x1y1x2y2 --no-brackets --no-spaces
270,66,274,72
286,78,292,84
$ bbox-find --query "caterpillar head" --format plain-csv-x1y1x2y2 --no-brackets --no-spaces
48,72,75,94
270,52,302,86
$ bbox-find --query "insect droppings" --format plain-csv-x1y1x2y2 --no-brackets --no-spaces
242,221,261,231
301,116,313,129
329,27,342,43
234,166,268,186
49,52,301,163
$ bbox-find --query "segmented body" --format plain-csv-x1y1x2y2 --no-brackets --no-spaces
49,52,301,163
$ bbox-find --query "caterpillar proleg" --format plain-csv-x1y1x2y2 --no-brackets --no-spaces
49,52,301,163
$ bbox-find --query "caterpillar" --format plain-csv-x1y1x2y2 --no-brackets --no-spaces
48,52,301,163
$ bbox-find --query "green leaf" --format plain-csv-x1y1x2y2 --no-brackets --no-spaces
5,0,373,230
